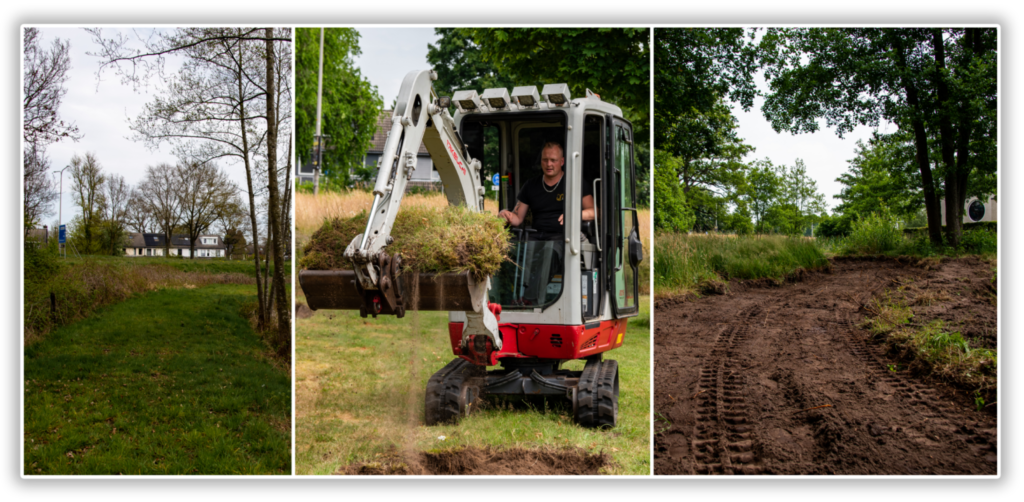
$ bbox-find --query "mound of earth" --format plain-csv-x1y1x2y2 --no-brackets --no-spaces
337,446,610,475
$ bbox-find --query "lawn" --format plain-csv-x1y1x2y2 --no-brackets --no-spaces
294,290,651,475
24,284,291,475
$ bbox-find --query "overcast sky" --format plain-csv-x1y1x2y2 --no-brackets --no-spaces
35,28,260,231
352,27,441,109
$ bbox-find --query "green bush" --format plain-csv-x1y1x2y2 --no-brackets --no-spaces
958,226,997,255
816,214,852,238
843,211,903,255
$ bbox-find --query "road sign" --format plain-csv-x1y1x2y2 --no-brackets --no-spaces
491,173,500,186
58,224,66,244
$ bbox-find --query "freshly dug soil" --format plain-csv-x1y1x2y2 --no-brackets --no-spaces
654,256,997,475
300,205,510,280
337,446,610,475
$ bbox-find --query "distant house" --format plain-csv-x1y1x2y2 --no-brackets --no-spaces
298,110,441,188
940,195,998,224
25,226,50,245
125,233,227,258
363,110,440,188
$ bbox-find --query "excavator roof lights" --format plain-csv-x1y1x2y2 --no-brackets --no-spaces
542,83,571,107
511,86,540,108
481,88,511,110
452,89,483,113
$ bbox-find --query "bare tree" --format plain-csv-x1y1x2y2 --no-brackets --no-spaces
216,195,250,258
139,163,180,256
102,173,131,255
125,188,152,233
90,27,292,335
175,161,237,258
69,152,105,252
23,142,58,231
23,28,81,145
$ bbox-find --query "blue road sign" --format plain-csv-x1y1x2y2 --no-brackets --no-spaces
491,173,500,186
58,224,66,244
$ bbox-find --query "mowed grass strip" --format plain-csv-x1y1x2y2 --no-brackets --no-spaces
295,292,650,475
24,284,291,475
654,233,828,297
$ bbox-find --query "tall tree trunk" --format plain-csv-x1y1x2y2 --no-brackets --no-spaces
265,28,290,352
895,36,943,246
932,29,963,247
237,34,266,330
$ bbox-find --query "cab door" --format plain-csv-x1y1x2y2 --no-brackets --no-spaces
606,116,641,317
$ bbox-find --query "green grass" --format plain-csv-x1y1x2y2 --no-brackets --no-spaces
819,224,997,259
654,233,829,296
24,284,291,475
295,293,650,475
863,295,996,400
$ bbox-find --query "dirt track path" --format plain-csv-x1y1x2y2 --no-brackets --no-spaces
654,257,997,475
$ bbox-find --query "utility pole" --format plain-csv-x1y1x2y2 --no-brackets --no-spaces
54,165,70,257
313,27,325,196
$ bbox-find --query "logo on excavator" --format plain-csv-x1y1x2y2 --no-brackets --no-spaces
446,139,467,175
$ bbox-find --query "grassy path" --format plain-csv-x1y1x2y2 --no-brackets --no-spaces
24,284,291,475
295,293,650,475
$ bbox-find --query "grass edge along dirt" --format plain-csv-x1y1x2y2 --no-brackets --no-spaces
654,233,828,297
294,292,650,476
863,291,997,406
23,283,291,475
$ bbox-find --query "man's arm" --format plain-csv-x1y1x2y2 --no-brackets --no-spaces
582,195,595,221
499,200,529,227
558,195,595,225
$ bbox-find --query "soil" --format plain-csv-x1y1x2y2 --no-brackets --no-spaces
337,446,610,475
654,256,997,475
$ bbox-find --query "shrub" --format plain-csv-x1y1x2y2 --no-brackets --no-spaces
843,211,903,255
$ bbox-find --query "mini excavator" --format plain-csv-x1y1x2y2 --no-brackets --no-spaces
299,70,643,428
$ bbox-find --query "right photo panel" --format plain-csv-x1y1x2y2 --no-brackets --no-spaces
652,27,998,475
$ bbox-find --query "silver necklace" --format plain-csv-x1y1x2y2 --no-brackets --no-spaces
542,175,562,193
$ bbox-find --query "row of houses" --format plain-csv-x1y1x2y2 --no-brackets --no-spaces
125,233,227,258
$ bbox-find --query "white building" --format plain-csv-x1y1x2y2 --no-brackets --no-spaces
125,233,227,258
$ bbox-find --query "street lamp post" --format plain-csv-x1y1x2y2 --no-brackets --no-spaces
54,165,70,257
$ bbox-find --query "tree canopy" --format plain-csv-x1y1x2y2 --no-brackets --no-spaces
758,27,997,246
295,28,382,187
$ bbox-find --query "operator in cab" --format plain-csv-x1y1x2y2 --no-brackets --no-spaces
497,142,595,237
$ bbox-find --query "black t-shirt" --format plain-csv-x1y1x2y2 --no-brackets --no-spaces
517,174,592,236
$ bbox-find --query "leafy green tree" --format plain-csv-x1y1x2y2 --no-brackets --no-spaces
462,28,652,205
834,133,922,223
652,150,695,232
295,28,382,187
742,159,782,234
758,27,997,246
654,28,758,150
427,28,518,100
68,152,106,253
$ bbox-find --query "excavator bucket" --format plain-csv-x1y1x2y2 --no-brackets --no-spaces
299,269,477,317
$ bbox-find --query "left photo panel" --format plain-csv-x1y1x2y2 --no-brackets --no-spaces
22,27,293,475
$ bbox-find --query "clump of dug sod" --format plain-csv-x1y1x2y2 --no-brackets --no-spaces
301,205,512,280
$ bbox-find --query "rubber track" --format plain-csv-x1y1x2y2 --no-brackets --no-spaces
576,359,618,428
425,358,472,426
